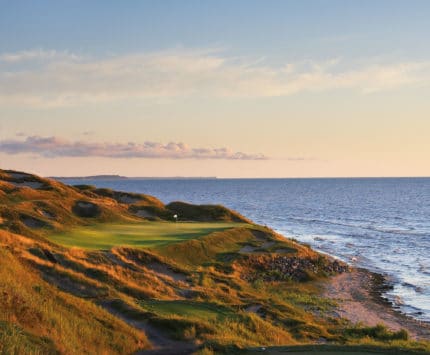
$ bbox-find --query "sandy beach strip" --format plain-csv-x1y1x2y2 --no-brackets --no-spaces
323,268,430,340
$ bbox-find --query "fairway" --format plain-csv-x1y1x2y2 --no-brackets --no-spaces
47,222,247,249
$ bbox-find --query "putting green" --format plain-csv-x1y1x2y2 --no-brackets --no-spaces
47,222,247,250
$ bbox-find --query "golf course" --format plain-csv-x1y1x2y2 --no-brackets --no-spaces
47,222,249,249
0,169,429,354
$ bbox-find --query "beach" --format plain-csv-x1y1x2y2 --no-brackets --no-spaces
324,268,430,340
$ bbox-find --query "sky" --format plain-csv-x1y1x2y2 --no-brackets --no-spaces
0,0,429,177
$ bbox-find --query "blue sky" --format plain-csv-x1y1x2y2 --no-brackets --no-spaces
2,1,429,60
1,1,429,177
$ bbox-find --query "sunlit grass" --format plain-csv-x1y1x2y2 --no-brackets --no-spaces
3,169,430,354
139,300,233,321
47,221,249,249
240,344,428,354
0,248,147,354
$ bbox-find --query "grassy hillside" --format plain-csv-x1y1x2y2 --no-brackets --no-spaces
0,169,429,354
0,231,147,354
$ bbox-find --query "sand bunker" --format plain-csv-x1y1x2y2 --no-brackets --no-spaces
117,195,142,204
239,245,257,253
245,304,263,315
8,172,29,179
134,209,155,218
147,262,188,283
20,215,47,228
72,201,101,218
11,181,44,189
261,241,275,249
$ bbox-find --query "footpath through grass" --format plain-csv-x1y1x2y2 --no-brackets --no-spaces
47,221,248,250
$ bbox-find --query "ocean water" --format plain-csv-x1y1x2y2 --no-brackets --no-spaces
59,177,430,322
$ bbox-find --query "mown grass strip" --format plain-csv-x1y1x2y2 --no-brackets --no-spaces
47,222,249,249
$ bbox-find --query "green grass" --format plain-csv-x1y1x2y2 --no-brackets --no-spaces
240,344,428,354
157,227,261,267
47,221,248,250
5,169,430,354
137,299,297,347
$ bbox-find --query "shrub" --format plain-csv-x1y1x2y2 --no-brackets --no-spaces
345,324,409,341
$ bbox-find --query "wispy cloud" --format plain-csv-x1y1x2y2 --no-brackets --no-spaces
0,135,268,160
0,49,80,63
0,48,429,107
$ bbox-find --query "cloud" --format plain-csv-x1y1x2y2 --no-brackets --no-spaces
0,48,429,107
0,135,268,160
0,49,80,63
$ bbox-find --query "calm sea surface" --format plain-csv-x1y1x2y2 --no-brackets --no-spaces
59,177,430,322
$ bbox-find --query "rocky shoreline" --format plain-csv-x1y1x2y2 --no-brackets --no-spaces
242,254,350,282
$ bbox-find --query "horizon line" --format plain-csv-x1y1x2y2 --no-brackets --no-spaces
51,175,430,180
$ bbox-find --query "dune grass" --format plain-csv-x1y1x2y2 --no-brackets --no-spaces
239,344,428,354
139,300,234,321
3,170,430,354
138,299,296,348
47,221,248,250
157,227,263,267
0,247,147,354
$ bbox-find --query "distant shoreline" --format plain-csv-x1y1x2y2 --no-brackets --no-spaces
51,175,218,180
50,175,430,180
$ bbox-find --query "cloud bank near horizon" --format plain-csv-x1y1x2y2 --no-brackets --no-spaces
0,135,268,160
1,48,430,107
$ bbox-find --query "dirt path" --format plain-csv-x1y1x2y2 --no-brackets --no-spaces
323,268,430,340
100,300,196,355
